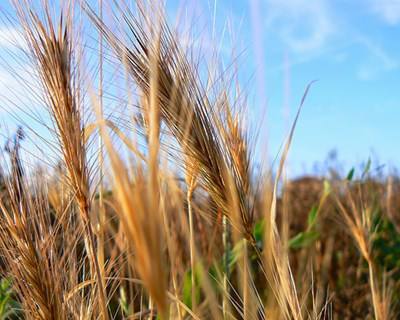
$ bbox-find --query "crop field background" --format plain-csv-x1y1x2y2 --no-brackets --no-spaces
0,0,398,319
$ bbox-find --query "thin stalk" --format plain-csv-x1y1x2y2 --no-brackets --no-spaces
148,297,154,320
242,239,249,320
97,0,106,304
187,187,196,312
160,193,183,320
222,214,229,319
368,261,381,320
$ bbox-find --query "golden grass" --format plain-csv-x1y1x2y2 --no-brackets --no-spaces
12,2,108,318
0,1,396,320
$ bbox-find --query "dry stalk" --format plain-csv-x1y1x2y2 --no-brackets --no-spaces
13,3,109,318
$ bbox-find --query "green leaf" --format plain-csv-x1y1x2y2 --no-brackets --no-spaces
307,206,318,228
119,287,132,316
228,239,246,269
0,278,19,319
289,231,320,249
362,158,371,178
253,218,265,250
346,168,355,181
253,219,265,243
182,266,201,309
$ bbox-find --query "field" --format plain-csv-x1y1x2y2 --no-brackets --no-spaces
0,1,398,319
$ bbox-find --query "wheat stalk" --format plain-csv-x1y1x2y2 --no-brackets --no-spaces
86,1,255,242
13,3,109,318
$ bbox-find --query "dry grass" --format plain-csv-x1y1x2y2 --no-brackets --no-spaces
0,1,397,320
12,2,108,318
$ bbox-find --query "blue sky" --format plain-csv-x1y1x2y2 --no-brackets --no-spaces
168,0,400,175
0,0,399,175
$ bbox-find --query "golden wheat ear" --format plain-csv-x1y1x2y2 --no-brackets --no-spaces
86,1,255,242
12,2,109,319
0,144,68,319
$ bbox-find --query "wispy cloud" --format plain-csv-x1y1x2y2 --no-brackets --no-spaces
0,65,38,113
265,0,335,53
261,0,400,80
0,26,36,112
355,35,399,80
0,26,27,50
369,0,400,25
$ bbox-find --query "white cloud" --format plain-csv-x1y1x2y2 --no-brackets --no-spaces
360,37,397,69
0,27,27,51
0,65,40,112
0,26,35,112
370,0,400,25
355,35,399,80
265,0,335,53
